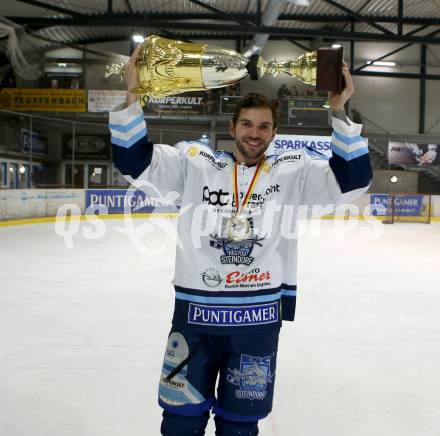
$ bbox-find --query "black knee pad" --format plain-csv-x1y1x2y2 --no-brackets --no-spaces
214,415,259,436
161,410,209,436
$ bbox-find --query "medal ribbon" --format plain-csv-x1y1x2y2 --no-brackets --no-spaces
233,158,264,214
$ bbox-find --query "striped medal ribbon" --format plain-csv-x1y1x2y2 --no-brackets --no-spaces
227,158,264,242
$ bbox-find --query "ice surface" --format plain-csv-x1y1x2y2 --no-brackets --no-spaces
0,218,439,436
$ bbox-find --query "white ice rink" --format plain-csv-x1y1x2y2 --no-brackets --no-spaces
1,218,439,436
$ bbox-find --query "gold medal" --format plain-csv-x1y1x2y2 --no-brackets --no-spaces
227,158,264,242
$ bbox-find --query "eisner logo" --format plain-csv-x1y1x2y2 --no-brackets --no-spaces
226,269,271,284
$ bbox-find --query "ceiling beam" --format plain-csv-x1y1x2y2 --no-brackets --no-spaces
405,24,432,37
397,0,403,36
340,0,374,31
322,0,395,35
22,21,440,44
280,14,437,25
124,0,133,14
256,0,262,26
54,34,313,47
186,0,256,27
11,0,87,17
352,70,440,80
354,28,440,71
354,43,412,72
9,13,440,28
27,32,115,59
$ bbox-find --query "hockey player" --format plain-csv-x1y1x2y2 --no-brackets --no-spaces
109,46,372,436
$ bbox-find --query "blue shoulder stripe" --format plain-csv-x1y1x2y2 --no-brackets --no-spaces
109,115,145,133
333,130,364,145
331,142,369,161
112,127,147,149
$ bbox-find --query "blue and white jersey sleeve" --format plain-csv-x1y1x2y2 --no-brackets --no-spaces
300,116,372,206
109,101,187,201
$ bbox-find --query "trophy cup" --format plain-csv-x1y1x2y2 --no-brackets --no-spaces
105,35,343,98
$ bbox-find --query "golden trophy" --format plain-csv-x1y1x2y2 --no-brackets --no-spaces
105,35,343,98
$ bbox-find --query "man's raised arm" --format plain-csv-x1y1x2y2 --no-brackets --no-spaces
300,64,372,206
108,47,187,198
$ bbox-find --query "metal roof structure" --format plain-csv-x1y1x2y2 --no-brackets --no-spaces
1,0,439,134
1,0,440,49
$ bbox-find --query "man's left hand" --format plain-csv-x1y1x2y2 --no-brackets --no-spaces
329,63,354,111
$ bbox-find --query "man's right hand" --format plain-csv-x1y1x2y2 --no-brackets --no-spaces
125,44,142,106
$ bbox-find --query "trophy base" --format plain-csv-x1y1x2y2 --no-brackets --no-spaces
316,47,344,93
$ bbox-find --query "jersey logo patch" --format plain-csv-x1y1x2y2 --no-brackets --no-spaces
227,354,273,400
187,146,199,157
209,233,264,266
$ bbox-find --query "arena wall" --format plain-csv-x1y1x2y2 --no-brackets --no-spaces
0,190,84,221
0,190,439,223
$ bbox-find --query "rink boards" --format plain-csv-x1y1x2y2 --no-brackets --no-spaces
0,189,440,225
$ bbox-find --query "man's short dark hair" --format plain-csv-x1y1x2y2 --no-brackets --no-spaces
232,92,280,129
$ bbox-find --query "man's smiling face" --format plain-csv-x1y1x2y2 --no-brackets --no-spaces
230,107,277,165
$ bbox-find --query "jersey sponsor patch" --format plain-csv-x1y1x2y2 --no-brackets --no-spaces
272,153,302,167
209,232,265,266
199,149,228,170
188,302,279,327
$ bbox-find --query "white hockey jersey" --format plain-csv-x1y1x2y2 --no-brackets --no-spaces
109,101,372,334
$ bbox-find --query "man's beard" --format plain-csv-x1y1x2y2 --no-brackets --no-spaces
235,138,270,162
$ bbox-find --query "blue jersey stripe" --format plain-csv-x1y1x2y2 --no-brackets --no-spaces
112,127,147,149
331,142,369,161
281,289,297,297
175,291,282,305
109,115,145,133
174,285,281,298
333,130,364,145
